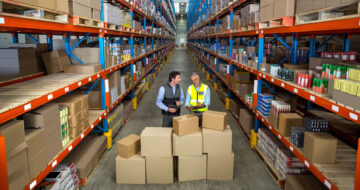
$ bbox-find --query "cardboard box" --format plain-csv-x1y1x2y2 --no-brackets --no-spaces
173,131,202,156
278,113,303,137
273,0,295,18
116,154,145,184
309,57,340,70
0,119,25,152
69,1,92,18
41,50,70,74
146,156,173,184
64,64,102,74
333,89,360,110
116,134,140,159
55,95,83,116
239,108,254,135
24,103,59,128
207,153,234,180
230,19,241,29
73,48,99,64
6,143,30,190
203,125,232,154
303,132,337,164
260,0,274,7
56,0,69,13
68,111,83,127
285,174,328,190
141,127,172,157
92,8,101,20
233,71,250,82
25,128,47,179
0,48,41,76
202,110,227,131
178,155,207,182
173,115,199,136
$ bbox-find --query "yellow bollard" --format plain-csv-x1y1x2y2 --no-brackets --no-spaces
104,129,113,149
154,74,156,80
225,97,230,110
132,97,137,110
206,73,210,80
250,129,258,149
202,67,205,73
146,82,149,91
214,82,218,91
158,67,160,73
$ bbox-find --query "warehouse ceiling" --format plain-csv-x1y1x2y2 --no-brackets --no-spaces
174,0,188,16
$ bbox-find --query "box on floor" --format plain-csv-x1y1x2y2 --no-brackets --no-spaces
202,110,227,131
173,131,202,156
141,127,172,157
146,156,173,184
203,125,232,154
116,154,145,184
116,134,140,159
173,115,199,136
178,155,207,182
207,153,234,180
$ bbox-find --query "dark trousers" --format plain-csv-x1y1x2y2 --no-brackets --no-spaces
191,112,203,127
162,113,180,127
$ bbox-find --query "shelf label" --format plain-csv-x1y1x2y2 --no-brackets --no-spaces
91,125,94,129
277,134,281,140
281,83,285,87
99,116,102,120
65,87,69,92
289,146,294,152
29,180,37,190
104,112,107,116
97,74,100,78
105,79,109,92
52,160,57,167
294,88,298,93
324,180,331,189
310,95,316,102
254,80,258,94
331,105,339,112
81,133,84,139
269,126,272,130
261,118,264,122
304,160,310,168
263,75,266,79
271,78,274,82
259,73,262,77
88,77,92,81
48,94,53,100
24,103,32,111
68,145,73,151
350,112,358,120
78,82,82,86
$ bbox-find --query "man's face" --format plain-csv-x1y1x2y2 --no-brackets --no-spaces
191,75,200,86
174,75,181,84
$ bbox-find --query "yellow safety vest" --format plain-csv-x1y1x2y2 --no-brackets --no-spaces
188,83,209,112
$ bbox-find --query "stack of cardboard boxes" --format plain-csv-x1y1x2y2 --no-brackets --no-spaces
115,110,234,184
69,0,101,19
55,94,89,140
11,0,69,13
41,50,71,74
260,0,295,22
43,162,80,189
23,104,63,163
1,119,30,190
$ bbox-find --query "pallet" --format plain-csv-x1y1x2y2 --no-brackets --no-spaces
296,1,360,24
70,16,104,28
241,24,257,31
259,16,294,29
0,0,68,23
106,23,122,30
255,146,286,188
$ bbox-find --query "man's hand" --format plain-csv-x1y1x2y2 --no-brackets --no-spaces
186,106,192,111
176,101,181,107
168,108,177,113
196,102,202,107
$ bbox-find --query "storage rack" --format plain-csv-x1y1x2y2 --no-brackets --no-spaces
0,0,176,189
186,0,360,190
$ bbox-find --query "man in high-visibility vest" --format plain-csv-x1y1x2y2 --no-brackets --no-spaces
185,72,211,126
156,71,185,127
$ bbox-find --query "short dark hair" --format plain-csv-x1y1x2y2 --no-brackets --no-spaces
169,71,180,82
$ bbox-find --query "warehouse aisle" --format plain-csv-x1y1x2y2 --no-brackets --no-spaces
83,48,280,190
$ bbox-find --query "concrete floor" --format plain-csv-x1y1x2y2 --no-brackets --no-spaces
83,49,281,190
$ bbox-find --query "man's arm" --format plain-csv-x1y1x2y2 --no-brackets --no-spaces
156,86,168,111
179,87,185,105
184,87,191,107
204,87,211,107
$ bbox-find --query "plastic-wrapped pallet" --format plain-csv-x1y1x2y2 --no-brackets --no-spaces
43,162,79,190
104,3,123,26
275,146,308,178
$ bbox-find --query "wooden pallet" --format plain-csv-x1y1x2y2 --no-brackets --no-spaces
241,24,257,31
259,16,294,29
255,146,286,188
0,0,68,23
106,23,122,30
70,16,104,28
296,1,360,24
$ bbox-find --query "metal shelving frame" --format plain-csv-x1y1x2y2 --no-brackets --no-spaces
0,0,176,189
186,0,360,190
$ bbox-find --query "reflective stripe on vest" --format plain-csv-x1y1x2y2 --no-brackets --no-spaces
188,83,208,112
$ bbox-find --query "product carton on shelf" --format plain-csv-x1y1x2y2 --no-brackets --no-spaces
202,110,227,131
116,134,140,159
173,115,199,136
116,154,146,184
64,64,102,74
141,127,172,157
303,132,337,164
25,128,47,179
278,113,303,137
203,125,232,154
